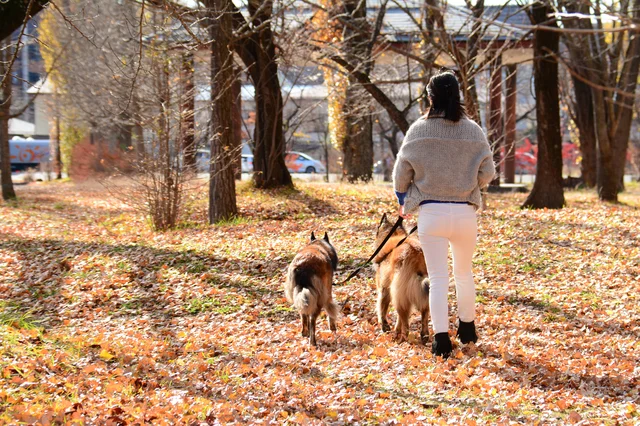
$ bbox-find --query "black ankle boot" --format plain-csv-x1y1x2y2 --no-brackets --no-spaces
457,320,478,344
431,332,452,358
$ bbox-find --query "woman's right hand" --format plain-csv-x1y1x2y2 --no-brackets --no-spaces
398,205,410,219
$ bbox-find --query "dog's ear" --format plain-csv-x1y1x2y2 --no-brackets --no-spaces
379,213,387,228
323,232,329,242
310,231,316,241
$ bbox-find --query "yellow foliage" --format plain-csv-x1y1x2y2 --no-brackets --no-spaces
39,3,87,173
323,66,348,150
38,8,65,90
311,0,349,150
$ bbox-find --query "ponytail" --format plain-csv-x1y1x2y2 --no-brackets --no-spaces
427,71,466,122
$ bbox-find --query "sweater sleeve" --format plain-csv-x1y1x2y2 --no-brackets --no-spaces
478,154,496,188
393,150,414,195
474,126,496,187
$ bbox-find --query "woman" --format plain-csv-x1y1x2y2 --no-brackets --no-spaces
393,71,496,358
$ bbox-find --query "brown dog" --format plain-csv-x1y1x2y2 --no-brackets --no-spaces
373,214,430,344
285,232,339,346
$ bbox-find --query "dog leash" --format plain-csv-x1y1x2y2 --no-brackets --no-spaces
339,217,417,285
393,224,418,248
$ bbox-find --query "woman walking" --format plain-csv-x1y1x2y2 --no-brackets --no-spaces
393,71,496,358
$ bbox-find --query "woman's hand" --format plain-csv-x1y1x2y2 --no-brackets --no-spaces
398,205,410,219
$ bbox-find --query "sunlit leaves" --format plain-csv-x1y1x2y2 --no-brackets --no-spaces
0,181,639,423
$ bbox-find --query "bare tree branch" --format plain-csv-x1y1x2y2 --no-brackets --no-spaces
0,0,35,98
327,54,409,133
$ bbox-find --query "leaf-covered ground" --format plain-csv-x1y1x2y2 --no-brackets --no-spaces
1,179,639,425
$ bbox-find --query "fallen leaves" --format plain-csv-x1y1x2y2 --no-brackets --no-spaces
0,180,639,424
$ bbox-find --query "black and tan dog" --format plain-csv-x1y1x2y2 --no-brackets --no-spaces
373,214,430,344
285,232,339,346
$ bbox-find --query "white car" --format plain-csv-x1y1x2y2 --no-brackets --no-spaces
195,149,210,173
195,150,253,174
196,151,323,174
241,154,254,173
285,151,326,174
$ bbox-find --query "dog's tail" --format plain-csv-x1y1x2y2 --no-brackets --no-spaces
293,287,317,316
291,268,318,316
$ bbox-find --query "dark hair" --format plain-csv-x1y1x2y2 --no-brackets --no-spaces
427,71,466,122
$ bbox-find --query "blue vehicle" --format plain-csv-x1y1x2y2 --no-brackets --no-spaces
9,138,50,172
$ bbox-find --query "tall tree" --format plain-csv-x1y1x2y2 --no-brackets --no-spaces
560,0,600,189
205,0,238,222
423,0,486,123
232,0,293,189
39,0,146,155
569,76,597,188
51,111,62,179
180,52,196,172
522,1,565,209
309,0,412,157
503,64,517,183
562,0,640,201
158,0,292,188
488,55,502,187
1,39,17,201
341,0,374,182
421,0,439,111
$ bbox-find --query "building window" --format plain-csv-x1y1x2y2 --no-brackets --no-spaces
29,72,40,84
28,44,40,61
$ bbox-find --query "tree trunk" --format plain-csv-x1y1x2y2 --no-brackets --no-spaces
488,55,502,187
208,0,237,223
323,137,330,182
0,40,16,201
459,0,484,125
343,86,373,182
155,55,178,230
0,113,15,201
564,0,640,201
571,76,597,188
132,98,145,162
251,61,292,188
464,75,481,126
597,143,619,201
421,0,438,112
504,64,517,183
561,0,598,189
591,55,626,202
607,0,640,198
51,114,62,179
180,52,196,173
384,124,400,158
341,0,373,182
232,75,242,179
522,1,565,209
133,122,144,161
235,0,292,189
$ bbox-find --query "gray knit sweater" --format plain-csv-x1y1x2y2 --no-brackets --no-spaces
393,116,496,213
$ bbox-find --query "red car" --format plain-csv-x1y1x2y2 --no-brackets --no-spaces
512,138,580,174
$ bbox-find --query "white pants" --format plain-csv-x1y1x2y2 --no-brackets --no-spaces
417,203,477,334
